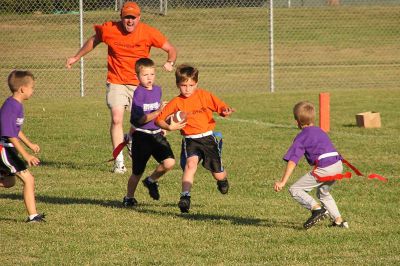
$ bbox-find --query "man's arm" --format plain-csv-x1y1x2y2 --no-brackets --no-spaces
66,34,101,69
161,40,177,72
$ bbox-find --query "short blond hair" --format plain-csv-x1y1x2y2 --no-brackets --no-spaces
293,101,315,127
7,70,34,93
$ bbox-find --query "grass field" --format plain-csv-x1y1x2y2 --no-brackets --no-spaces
0,3,399,265
1,88,399,264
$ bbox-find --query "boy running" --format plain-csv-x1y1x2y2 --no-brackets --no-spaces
156,64,235,213
0,70,45,222
122,58,175,206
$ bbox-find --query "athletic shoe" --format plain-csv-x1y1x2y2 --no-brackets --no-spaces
303,207,329,229
113,161,127,174
122,196,138,207
178,195,191,213
124,133,132,158
26,213,46,223
330,221,349,229
142,177,160,200
217,179,229,194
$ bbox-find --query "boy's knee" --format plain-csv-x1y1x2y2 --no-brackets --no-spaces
288,186,299,197
163,158,175,170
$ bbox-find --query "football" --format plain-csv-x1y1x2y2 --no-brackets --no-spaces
167,111,187,124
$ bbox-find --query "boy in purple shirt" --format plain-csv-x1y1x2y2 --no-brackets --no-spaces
274,101,348,229
122,58,175,207
0,70,45,222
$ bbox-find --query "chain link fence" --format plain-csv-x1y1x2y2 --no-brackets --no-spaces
0,0,399,98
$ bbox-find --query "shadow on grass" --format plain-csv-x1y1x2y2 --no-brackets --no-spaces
0,193,299,229
39,160,111,170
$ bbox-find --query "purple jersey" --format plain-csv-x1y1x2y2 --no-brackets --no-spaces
130,85,162,131
283,126,341,167
0,97,24,141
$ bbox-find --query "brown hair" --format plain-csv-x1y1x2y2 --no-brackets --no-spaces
175,64,199,85
7,70,34,93
135,58,155,76
293,101,315,127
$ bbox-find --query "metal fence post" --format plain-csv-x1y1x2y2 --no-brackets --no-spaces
79,0,85,97
269,0,275,93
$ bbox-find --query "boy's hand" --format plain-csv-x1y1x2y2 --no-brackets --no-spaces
24,154,40,167
221,107,235,117
274,181,285,192
168,118,186,131
29,143,40,154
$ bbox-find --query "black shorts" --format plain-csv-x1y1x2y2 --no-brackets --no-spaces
0,145,27,176
131,131,174,175
180,134,224,173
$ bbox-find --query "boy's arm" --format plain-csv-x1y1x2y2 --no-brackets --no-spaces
274,160,296,192
18,131,40,153
8,136,40,167
137,101,167,125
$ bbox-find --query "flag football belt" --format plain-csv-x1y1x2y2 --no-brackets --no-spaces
135,128,162,135
0,141,14,147
184,131,213,139
312,152,387,182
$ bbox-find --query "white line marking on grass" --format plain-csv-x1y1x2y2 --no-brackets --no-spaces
215,116,295,129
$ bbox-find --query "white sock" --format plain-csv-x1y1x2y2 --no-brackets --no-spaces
116,153,124,164
29,214,39,220
147,177,156,183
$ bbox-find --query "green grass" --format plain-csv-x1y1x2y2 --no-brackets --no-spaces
1,88,399,264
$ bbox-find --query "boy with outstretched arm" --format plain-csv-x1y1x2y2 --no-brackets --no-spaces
0,70,45,222
274,101,348,229
122,58,176,207
155,64,235,213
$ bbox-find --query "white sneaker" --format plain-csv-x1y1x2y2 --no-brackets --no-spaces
113,161,127,174
124,133,132,158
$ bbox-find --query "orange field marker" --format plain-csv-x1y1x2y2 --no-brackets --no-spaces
319,92,330,132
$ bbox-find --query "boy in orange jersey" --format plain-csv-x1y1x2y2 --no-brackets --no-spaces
155,64,235,213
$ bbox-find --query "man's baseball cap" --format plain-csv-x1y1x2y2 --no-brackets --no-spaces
121,2,141,18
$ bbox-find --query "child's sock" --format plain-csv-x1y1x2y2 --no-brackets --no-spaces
181,191,190,197
116,153,124,164
29,214,39,220
147,177,156,183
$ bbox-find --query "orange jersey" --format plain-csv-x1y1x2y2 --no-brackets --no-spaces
156,89,228,135
95,21,167,85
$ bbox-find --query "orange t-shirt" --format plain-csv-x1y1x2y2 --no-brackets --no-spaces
156,89,228,136
95,21,167,85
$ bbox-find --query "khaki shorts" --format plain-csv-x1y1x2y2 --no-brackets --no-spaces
106,83,137,110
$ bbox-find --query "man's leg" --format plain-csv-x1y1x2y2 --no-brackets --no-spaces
110,106,126,173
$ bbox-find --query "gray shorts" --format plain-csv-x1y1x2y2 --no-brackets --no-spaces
106,83,137,110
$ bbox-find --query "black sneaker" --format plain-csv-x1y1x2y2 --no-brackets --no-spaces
178,195,191,213
217,179,229,194
142,177,160,200
303,207,328,229
122,196,138,207
26,213,46,223
330,221,349,229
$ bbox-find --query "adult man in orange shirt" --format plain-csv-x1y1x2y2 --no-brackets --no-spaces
66,2,177,174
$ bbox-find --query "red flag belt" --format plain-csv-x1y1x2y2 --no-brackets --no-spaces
107,139,129,162
312,158,388,183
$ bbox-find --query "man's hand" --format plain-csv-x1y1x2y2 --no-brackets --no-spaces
66,56,79,69
163,61,174,72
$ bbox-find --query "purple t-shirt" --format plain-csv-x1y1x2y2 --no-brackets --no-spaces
0,97,24,141
283,126,341,167
130,85,162,131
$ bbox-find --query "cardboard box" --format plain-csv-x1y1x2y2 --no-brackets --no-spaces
356,112,381,128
